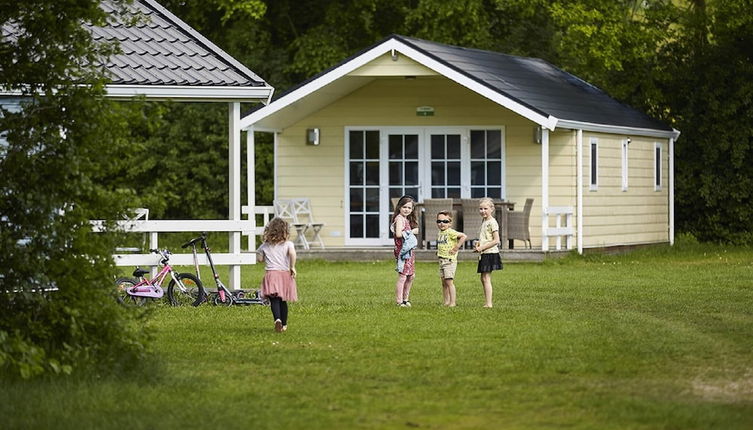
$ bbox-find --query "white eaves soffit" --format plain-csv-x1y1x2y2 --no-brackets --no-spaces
238,38,558,131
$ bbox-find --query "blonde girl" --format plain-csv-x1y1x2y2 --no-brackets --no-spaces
473,198,502,307
256,217,298,332
391,195,419,306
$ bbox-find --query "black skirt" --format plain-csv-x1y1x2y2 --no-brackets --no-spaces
477,253,503,273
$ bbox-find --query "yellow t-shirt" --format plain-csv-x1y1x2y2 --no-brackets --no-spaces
478,218,500,254
437,228,461,260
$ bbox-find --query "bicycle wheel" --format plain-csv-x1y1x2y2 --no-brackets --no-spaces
167,273,205,306
115,277,146,306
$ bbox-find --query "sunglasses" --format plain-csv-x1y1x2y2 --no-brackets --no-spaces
436,220,451,224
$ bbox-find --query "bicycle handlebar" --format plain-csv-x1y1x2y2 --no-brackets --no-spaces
149,248,171,259
181,233,207,249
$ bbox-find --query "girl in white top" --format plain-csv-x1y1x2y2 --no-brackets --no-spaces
473,198,502,307
256,217,297,332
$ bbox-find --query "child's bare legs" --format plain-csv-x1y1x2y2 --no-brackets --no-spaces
396,273,414,304
402,274,414,303
480,272,493,307
395,273,407,304
442,278,456,306
442,279,450,305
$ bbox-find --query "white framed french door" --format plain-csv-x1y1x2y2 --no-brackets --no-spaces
345,126,505,246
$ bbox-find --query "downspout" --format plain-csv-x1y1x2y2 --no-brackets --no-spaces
541,128,550,251
669,137,675,245
576,129,583,254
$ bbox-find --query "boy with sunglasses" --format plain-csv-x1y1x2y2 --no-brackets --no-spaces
436,211,467,307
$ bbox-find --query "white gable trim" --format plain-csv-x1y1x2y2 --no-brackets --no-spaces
239,38,558,131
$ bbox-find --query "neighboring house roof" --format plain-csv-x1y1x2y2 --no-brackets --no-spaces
240,34,677,138
2,0,273,102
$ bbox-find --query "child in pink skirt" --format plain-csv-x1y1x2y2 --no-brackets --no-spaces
256,217,298,332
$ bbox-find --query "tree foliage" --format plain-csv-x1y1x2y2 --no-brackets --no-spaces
664,0,753,243
0,0,148,378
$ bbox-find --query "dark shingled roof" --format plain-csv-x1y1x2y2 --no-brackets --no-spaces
394,35,672,132
89,0,267,87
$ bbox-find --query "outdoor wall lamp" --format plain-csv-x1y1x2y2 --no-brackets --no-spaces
306,128,320,146
533,125,542,144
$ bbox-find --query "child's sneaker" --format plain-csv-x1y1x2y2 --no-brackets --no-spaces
403,300,412,307
274,319,283,332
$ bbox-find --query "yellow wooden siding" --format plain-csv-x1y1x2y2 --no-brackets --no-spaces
581,134,669,247
276,77,533,247
348,53,439,76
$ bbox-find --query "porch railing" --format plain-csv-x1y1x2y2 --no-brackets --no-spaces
544,206,575,250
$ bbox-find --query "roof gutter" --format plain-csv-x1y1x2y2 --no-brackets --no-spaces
556,119,680,140
105,84,275,102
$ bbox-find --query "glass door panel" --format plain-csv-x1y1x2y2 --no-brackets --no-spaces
388,134,420,201
470,129,504,199
348,130,381,239
429,133,462,198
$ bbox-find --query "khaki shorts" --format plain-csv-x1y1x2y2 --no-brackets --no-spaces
438,257,457,279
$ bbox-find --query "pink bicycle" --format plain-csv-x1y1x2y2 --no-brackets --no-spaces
115,249,204,306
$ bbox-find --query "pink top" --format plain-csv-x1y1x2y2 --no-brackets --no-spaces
256,241,295,271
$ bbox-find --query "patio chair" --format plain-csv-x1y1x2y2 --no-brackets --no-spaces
115,208,150,253
422,198,454,249
273,199,309,249
291,198,325,249
460,199,483,249
507,198,533,249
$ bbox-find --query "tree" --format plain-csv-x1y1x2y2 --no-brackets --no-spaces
663,0,753,243
0,0,147,378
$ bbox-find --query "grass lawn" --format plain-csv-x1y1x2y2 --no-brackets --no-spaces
2,238,753,429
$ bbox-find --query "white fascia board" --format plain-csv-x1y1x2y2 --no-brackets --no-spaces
238,41,397,130
105,85,274,102
557,119,681,140
238,38,558,131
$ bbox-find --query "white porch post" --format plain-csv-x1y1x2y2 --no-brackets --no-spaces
541,128,550,251
669,137,675,245
247,127,256,251
273,131,279,200
229,102,241,290
576,129,583,254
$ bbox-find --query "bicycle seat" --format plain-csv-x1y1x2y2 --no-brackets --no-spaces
132,267,150,278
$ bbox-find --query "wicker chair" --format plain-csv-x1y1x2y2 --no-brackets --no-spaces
507,198,533,249
422,198,454,249
460,198,483,249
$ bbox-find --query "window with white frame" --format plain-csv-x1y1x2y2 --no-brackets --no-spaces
654,142,662,191
590,138,598,190
621,138,629,191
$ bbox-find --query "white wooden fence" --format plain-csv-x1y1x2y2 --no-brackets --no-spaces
92,206,276,289
544,206,575,250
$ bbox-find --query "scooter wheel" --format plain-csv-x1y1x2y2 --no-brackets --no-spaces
214,294,233,306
